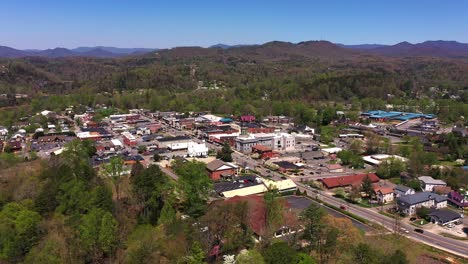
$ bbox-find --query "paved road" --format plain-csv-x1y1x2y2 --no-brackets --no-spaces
295,182,468,258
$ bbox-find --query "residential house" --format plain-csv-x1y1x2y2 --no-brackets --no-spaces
206,159,238,180
373,186,395,204
397,192,447,215
447,191,468,209
418,176,447,192
394,185,415,198
428,209,462,226
433,186,452,196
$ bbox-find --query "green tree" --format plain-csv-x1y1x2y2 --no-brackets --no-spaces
352,243,380,264
185,241,206,264
301,203,326,250
337,150,364,168
416,207,430,220
264,189,284,232
236,249,265,264
262,242,298,264
131,165,169,224
217,142,233,162
376,157,407,179
361,176,373,197
78,208,118,260
153,153,162,162
384,249,409,264
297,253,316,264
174,160,213,217
101,156,124,200
0,202,42,262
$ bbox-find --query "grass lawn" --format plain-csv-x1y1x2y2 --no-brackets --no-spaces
412,219,429,226
388,177,401,184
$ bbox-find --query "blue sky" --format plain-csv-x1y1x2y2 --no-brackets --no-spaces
1,0,467,49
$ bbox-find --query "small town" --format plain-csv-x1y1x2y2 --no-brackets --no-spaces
0,103,466,262
1,1,468,263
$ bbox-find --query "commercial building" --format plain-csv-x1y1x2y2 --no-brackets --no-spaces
122,132,137,146
428,209,462,226
206,159,238,180
396,192,447,215
157,136,192,150
235,133,295,153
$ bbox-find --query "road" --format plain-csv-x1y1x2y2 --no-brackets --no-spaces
295,182,468,258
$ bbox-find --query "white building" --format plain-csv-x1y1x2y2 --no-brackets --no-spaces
187,142,209,157
235,133,295,153
363,154,408,166
397,192,447,215
418,176,447,192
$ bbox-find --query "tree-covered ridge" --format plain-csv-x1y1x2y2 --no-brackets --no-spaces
1,41,467,98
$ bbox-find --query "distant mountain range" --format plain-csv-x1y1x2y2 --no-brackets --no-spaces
0,46,158,58
0,40,467,59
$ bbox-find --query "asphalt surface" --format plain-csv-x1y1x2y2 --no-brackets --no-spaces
285,196,371,232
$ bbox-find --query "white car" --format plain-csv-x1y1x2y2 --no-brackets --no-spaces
400,228,409,233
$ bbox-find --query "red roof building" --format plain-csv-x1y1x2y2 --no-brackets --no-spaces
319,173,380,189
251,144,277,159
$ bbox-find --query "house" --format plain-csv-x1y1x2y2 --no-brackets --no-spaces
187,142,209,157
319,173,380,189
447,191,468,209
206,159,238,180
394,185,415,198
326,164,344,173
428,209,462,226
397,192,447,215
418,176,447,192
373,186,395,204
433,186,452,196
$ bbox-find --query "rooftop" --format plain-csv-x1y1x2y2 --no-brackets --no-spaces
397,192,447,207
418,176,447,186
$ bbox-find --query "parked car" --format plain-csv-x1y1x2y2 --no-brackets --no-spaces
280,176,287,180
414,229,424,234
400,228,409,234
309,172,314,175
410,217,417,221
340,205,347,210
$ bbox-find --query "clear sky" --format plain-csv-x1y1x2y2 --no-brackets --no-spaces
2,0,467,49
